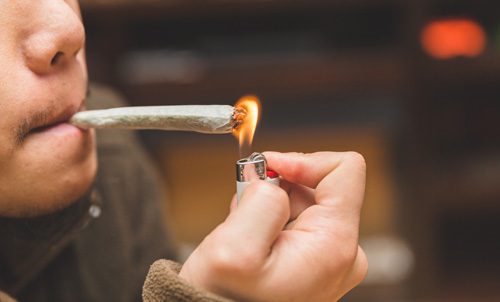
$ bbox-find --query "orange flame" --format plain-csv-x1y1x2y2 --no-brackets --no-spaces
233,95,261,157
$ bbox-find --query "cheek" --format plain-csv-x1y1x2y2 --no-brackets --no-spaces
0,97,17,150
0,77,26,157
0,72,44,156
0,130,97,217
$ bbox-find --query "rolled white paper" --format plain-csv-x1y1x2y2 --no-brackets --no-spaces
70,105,239,134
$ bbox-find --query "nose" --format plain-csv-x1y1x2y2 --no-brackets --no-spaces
23,2,85,75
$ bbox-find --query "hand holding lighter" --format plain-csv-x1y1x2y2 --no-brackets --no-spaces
236,152,280,202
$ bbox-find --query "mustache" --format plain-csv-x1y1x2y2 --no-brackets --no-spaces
14,85,90,146
15,105,56,146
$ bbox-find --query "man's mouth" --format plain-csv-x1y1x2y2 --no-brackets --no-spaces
16,101,86,145
29,111,77,133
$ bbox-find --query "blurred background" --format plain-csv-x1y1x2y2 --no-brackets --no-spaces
80,0,500,301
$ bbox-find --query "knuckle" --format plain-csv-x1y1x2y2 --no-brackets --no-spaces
247,180,286,199
285,152,308,178
326,244,359,273
342,245,359,265
353,248,369,285
207,245,237,272
343,151,366,169
252,181,289,213
208,244,262,276
245,180,272,195
287,151,305,157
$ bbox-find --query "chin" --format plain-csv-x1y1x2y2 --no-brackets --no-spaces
41,149,98,216
0,130,98,218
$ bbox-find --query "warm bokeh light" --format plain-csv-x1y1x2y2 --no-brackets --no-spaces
233,95,261,156
421,18,486,59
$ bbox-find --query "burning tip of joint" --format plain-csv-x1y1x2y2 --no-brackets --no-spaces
232,95,261,157
232,107,248,130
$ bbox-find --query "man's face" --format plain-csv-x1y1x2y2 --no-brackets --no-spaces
0,0,97,217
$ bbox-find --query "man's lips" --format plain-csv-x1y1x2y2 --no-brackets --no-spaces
14,100,87,146
30,121,73,134
28,102,86,134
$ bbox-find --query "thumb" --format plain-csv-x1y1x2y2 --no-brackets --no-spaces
223,180,290,253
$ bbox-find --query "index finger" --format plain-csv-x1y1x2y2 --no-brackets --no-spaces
264,151,366,216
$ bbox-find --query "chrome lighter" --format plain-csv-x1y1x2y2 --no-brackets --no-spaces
236,152,280,202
